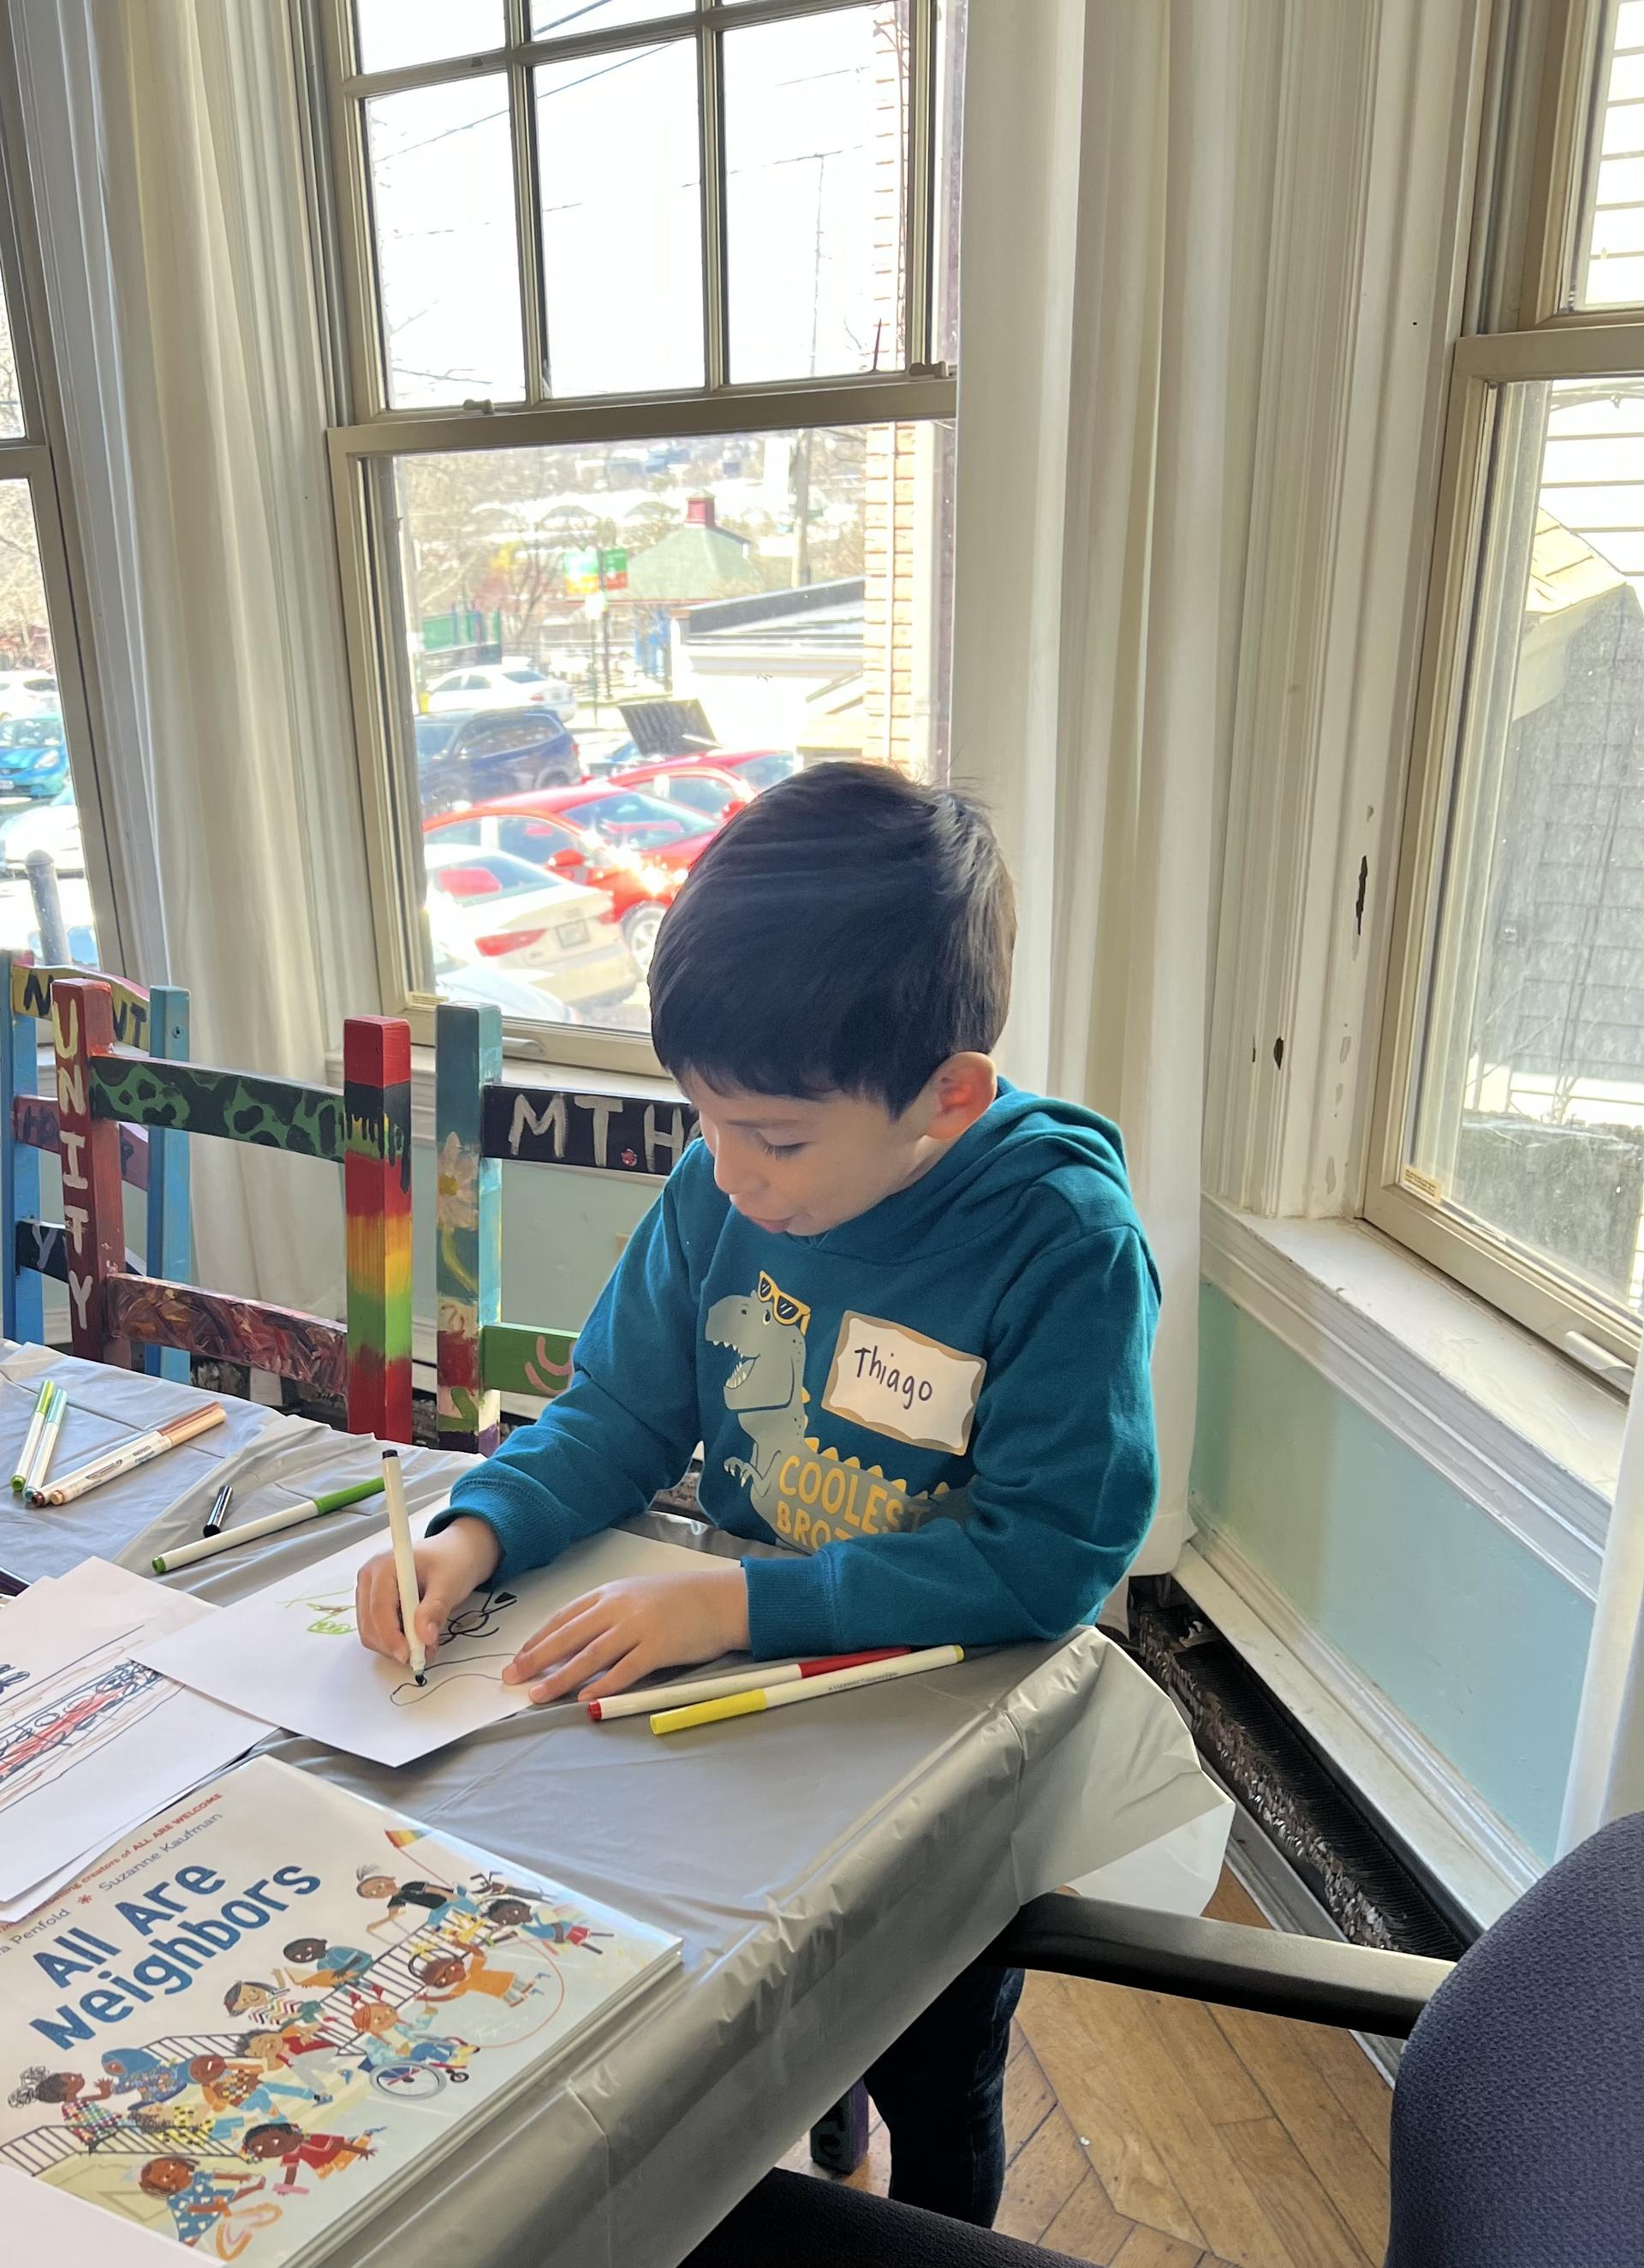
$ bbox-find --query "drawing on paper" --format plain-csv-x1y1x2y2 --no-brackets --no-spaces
0,1650,170,1811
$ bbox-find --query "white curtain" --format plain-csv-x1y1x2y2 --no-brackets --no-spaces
9,0,378,1318
950,0,1249,1571
1560,1379,1644,1848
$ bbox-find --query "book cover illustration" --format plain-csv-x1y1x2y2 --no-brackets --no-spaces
0,1757,678,2262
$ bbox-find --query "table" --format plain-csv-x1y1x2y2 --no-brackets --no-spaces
0,1346,1226,2268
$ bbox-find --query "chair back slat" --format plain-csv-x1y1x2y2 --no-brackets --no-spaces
104,1274,349,1400
480,1322,577,1400
436,1002,503,1455
433,1003,700,1449
15,1093,151,1191
89,1054,347,1161
484,1078,698,1176
11,958,151,1046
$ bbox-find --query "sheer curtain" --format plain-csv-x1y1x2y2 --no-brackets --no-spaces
950,0,1254,1570
8,0,377,1316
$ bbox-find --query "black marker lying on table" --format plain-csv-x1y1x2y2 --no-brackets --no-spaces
381,1447,426,1686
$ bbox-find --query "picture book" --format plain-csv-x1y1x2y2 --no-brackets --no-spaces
0,1755,680,2263
136,1520,717,1766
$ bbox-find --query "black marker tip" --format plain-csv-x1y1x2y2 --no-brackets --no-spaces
415,1671,427,1686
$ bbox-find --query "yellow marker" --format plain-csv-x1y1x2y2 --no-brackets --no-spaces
651,1644,963,1735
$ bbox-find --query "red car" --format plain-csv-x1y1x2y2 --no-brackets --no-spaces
606,756,757,824
423,782,726,971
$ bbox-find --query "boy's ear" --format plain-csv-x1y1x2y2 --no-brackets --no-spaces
920,1053,997,1142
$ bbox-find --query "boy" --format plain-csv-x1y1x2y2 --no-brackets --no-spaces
356,761,1159,2224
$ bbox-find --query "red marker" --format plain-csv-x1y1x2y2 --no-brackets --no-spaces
587,1648,909,1722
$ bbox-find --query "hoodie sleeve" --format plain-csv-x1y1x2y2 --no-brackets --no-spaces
426,1168,704,1583
740,1223,1160,1658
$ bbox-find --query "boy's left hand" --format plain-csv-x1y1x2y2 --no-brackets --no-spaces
502,1561,751,1704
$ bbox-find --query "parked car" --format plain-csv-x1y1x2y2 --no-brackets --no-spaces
426,803,686,975
0,671,59,720
0,717,70,801
608,756,755,824
415,708,581,812
433,941,577,1023
514,781,726,859
0,785,80,875
425,663,576,714
424,842,637,1012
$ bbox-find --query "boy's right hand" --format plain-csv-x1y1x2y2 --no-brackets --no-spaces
354,1516,501,1668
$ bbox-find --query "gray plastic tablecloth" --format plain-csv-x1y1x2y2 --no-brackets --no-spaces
0,1346,1221,2268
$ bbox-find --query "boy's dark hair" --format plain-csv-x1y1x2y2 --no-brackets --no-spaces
650,761,1015,1113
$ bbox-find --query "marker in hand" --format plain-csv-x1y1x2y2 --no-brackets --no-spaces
380,1448,426,1686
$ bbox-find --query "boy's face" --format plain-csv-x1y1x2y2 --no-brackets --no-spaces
682,1058,995,1238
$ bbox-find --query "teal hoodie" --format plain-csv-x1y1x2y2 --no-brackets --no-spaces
433,1081,1160,1660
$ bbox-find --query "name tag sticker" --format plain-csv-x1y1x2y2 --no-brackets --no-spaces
822,1312,985,1456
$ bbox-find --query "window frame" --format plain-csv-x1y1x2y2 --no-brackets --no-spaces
1367,0,1644,1382
317,0,958,1072
0,35,123,978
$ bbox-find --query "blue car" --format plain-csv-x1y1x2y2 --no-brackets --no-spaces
0,716,68,800
415,707,581,815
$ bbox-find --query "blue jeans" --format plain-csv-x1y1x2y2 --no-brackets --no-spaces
864,1961,1025,2226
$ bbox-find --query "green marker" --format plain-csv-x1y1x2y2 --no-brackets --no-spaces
11,1379,57,1494
152,1476,387,1573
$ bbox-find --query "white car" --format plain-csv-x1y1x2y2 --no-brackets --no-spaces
0,671,58,720
424,664,576,715
433,945,576,1023
0,789,80,877
424,842,637,1012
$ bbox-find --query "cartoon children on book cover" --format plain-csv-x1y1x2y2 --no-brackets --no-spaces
0,1758,676,2262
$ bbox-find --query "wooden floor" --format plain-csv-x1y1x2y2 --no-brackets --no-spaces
783,1871,1392,2268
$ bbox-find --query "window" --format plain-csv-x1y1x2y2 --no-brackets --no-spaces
0,116,104,972
1373,0,1644,1376
319,0,962,1065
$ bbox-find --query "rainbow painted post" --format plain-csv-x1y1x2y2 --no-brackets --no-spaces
435,1001,503,1455
49,978,128,1367
343,1018,413,1444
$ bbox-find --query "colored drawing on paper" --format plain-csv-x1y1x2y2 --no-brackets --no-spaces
0,1643,170,1811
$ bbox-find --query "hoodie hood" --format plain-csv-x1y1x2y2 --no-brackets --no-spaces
808,1077,1143,1262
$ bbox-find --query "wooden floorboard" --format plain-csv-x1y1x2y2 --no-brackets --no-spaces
786,1864,1394,2267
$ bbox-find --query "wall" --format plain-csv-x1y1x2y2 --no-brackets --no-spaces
1189,1284,1592,1862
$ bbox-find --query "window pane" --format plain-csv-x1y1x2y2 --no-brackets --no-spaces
724,6,908,383
365,77,523,407
0,264,22,441
535,40,703,396
384,421,953,1032
1577,0,1644,307
532,0,690,30
1409,377,1644,1318
0,484,95,966
354,1,502,75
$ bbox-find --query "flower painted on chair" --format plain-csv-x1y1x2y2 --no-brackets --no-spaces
435,1133,479,1232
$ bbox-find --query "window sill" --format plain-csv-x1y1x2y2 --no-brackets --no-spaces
1200,1197,1620,1602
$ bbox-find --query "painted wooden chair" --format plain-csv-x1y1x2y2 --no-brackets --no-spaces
1,951,191,1381
48,976,414,1441
433,1000,699,1453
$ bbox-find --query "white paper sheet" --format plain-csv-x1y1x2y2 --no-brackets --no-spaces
0,2164,184,2261
0,1559,267,1912
135,1523,717,1767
